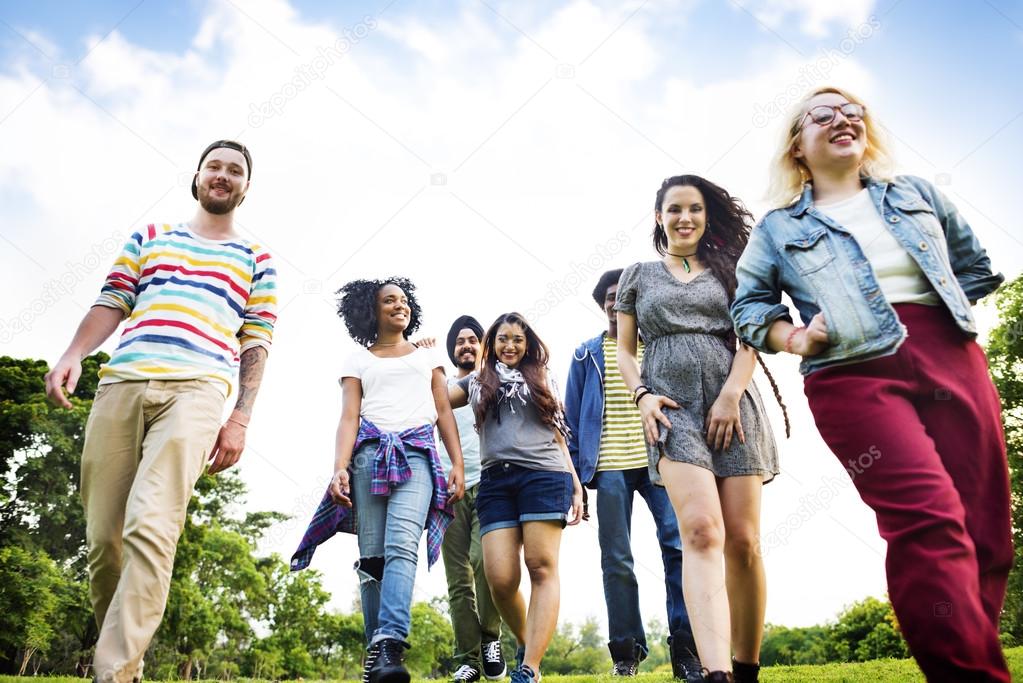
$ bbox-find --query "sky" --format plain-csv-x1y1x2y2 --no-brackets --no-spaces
2,0,1022,636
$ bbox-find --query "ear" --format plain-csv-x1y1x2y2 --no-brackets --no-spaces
792,143,804,160
237,179,251,206
654,209,663,227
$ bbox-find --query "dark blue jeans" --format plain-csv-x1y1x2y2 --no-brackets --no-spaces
595,467,693,656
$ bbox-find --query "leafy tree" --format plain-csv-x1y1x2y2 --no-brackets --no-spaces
406,599,455,676
829,596,907,662
0,546,65,674
988,276,1023,642
760,624,831,666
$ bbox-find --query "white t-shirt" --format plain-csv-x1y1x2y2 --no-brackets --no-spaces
818,188,941,306
340,346,445,433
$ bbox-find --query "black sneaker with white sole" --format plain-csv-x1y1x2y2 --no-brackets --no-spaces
481,640,506,679
452,664,481,682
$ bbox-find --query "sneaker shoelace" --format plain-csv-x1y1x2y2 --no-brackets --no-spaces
482,640,503,663
613,660,638,676
453,664,480,681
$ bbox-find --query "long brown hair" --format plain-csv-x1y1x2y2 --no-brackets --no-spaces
653,175,791,438
476,312,561,430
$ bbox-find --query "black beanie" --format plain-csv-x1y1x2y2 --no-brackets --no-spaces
191,139,253,200
446,315,484,365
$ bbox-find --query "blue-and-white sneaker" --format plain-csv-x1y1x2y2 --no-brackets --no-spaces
509,664,540,683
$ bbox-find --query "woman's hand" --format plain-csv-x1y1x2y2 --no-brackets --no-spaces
638,393,679,445
791,313,830,357
705,391,745,451
329,468,352,507
566,476,584,526
447,466,465,505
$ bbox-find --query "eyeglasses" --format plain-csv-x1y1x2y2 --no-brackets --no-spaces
800,102,866,129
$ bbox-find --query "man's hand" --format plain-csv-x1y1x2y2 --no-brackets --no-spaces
44,354,82,409
208,420,246,474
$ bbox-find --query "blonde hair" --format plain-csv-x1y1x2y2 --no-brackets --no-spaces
766,86,895,208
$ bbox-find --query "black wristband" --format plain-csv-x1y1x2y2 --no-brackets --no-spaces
634,389,652,405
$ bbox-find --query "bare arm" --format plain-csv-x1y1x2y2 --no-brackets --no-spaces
764,313,829,356
616,310,679,445
447,382,469,409
433,368,465,502
207,346,269,474
329,378,363,506
554,427,584,525
44,305,124,408
704,344,756,450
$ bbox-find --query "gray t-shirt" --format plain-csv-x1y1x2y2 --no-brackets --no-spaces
437,378,483,487
456,372,569,473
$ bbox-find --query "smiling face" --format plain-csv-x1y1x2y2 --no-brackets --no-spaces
195,147,249,215
793,91,867,177
494,322,527,368
603,282,618,329
375,283,411,335
453,327,481,370
656,184,706,254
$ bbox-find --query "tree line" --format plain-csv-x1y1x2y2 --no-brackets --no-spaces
1,276,1020,677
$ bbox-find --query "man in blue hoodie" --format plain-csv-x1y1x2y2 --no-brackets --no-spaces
564,269,700,680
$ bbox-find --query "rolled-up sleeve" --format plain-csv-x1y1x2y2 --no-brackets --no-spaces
731,225,791,353
238,248,278,353
94,232,143,316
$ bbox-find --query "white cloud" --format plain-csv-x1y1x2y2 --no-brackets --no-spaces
1,0,1017,634
739,0,878,39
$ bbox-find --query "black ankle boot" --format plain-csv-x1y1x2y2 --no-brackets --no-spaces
731,659,759,683
702,671,734,683
363,638,410,683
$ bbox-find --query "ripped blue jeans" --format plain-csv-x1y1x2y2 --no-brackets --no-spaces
351,441,433,644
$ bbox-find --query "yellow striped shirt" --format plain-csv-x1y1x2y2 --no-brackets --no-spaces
597,336,648,471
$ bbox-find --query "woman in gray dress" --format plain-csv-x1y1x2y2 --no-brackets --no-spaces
615,175,784,683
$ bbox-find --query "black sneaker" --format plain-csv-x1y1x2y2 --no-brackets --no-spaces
481,640,506,680
669,631,702,682
608,637,641,676
363,638,410,683
452,664,481,682
702,672,734,683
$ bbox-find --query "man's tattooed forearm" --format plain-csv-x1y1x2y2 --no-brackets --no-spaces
234,346,268,417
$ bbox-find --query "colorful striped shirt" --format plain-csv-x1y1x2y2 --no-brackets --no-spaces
94,223,277,396
290,418,453,572
596,336,648,471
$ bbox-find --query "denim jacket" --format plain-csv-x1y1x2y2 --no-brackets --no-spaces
731,175,1003,375
564,333,605,487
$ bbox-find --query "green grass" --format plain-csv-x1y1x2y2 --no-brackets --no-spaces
5,648,1023,682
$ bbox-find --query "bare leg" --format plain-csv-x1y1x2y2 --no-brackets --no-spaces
521,520,564,671
719,475,766,664
659,459,731,672
482,527,527,644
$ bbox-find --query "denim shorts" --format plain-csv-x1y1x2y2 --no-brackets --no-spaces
476,461,573,536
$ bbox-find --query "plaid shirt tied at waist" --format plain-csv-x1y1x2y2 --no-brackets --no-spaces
290,418,453,571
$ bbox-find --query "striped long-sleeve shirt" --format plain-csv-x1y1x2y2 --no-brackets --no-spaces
95,222,277,396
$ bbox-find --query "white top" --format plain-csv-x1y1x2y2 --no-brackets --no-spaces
818,188,941,306
340,346,445,433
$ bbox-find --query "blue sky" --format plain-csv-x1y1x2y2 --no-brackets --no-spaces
2,0,1022,631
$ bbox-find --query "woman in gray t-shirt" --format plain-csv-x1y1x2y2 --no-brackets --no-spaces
448,312,583,683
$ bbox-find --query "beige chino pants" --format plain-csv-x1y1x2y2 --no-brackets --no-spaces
81,379,224,683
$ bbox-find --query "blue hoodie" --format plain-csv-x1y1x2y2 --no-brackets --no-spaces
564,333,606,487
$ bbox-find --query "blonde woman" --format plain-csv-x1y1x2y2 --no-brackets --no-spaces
731,86,1010,682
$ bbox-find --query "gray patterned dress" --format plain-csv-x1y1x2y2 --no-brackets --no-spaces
615,261,779,482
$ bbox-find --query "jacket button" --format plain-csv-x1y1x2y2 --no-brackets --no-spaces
919,242,929,251
889,216,901,223
939,277,947,286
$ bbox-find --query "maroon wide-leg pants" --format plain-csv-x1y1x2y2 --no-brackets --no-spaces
804,303,1012,682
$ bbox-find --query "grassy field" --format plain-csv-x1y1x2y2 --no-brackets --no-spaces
5,648,1022,682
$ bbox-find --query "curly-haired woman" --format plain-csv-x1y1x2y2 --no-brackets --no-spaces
329,277,466,683
732,86,1009,682
448,313,584,683
616,175,784,683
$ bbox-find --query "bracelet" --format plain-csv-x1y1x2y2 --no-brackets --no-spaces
784,326,805,355
228,417,249,428
634,389,652,405
632,384,649,398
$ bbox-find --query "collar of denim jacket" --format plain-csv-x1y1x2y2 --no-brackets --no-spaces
788,174,884,217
